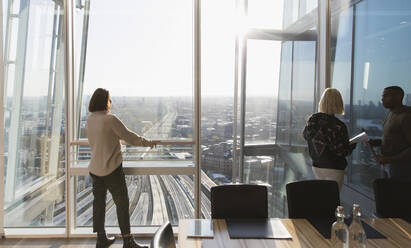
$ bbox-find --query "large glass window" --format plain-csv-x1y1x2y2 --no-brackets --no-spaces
242,0,318,218
350,0,411,193
200,0,236,193
71,0,196,228
276,41,292,145
330,6,354,187
290,41,316,146
3,0,66,227
244,40,280,145
243,40,281,188
75,175,203,227
77,0,193,140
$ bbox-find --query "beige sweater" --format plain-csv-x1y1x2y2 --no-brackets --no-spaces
86,111,149,176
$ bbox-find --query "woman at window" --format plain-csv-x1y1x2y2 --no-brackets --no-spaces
87,88,155,248
303,88,356,191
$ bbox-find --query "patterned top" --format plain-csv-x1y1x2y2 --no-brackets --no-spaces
303,113,354,170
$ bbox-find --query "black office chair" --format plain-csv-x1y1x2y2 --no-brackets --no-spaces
211,184,268,219
373,179,411,220
286,180,340,219
150,221,176,248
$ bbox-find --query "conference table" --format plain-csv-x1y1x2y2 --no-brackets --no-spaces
178,218,411,248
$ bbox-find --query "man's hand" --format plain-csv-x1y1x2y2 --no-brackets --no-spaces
376,155,392,164
368,139,381,147
349,143,357,151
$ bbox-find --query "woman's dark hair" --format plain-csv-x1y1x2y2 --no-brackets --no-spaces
88,88,110,112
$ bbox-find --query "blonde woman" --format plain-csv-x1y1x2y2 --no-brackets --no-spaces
87,88,155,248
303,88,356,191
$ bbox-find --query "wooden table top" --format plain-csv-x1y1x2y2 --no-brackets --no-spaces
178,218,411,248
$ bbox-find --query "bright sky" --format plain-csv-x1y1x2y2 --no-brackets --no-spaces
11,0,285,97
82,0,284,97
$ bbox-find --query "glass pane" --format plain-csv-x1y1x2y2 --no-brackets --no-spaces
75,175,201,227
244,40,280,145
331,7,353,112
247,0,284,29
200,0,236,188
299,0,317,17
244,155,275,185
3,0,66,227
350,0,411,193
330,6,354,185
244,1,318,218
291,41,316,146
276,41,292,145
283,0,299,28
77,0,193,141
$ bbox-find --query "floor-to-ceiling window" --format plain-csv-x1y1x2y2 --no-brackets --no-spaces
350,0,411,193
3,0,66,227
200,0,236,189
72,0,197,228
240,0,318,217
331,0,411,216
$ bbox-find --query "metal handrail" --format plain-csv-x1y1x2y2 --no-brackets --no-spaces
70,138,195,146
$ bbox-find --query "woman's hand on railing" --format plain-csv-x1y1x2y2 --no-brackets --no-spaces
148,140,157,149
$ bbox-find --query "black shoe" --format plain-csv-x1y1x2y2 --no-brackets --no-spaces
96,234,116,248
123,237,148,248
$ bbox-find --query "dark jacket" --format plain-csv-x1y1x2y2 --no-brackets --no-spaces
381,105,411,165
303,113,354,170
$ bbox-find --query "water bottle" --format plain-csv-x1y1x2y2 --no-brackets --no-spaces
349,204,367,248
331,206,349,248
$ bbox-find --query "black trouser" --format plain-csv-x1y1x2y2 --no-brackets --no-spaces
90,164,131,235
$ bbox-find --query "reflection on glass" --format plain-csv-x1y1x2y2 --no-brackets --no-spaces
244,156,274,185
350,0,411,192
330,6,353,186
276,41,292,145
3,0,66,227
291,41,316,146
331,7,353,109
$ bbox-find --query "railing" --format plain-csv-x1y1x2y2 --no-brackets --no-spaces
69,139,196,176
70,139,195,146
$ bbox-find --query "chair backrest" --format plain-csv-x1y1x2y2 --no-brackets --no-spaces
374,178,411,219
211,184,268,219
286,180,340,219
150,221,176,248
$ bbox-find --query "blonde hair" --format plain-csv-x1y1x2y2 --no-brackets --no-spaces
318,88,345,115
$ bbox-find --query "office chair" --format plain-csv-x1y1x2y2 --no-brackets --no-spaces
373,178,411,221
286,180,340,219
150,221,176,248
211,184,268,219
